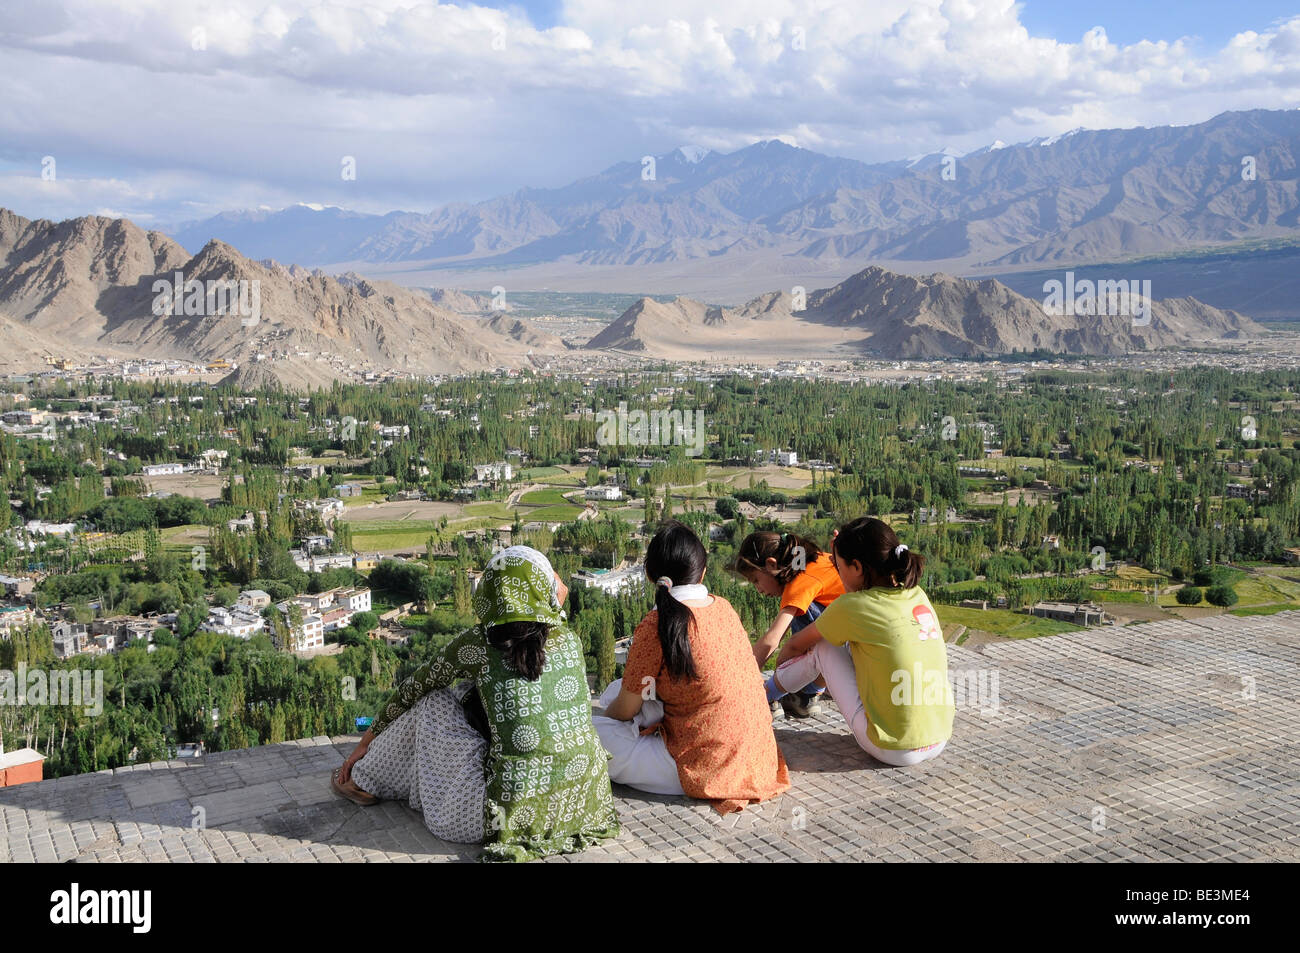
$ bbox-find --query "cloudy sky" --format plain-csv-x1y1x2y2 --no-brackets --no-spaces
1,0,1298,228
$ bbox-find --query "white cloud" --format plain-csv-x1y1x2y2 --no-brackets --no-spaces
0,0,1297,225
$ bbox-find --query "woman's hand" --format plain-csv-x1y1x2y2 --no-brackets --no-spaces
337,729,373,784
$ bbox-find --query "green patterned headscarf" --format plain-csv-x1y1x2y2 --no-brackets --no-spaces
472,546,566,628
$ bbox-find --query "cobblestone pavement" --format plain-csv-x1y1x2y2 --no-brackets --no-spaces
3,611,1299,862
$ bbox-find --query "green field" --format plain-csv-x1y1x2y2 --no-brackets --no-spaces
934,605,1083,639
1238,571,1300,598
342,485,388,506
462,502,513,521
524,504,584,522
704,466,812,488
159,524,208,549
1229,603,1298,617
346,519,447,552
958,455,1087,471
1095,589,1155,604
348,530,440,551
520,466,565,478
519,489,571,505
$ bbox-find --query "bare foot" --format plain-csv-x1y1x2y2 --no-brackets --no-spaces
331,767,379,805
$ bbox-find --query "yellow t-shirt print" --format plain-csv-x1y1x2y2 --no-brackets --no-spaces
912,602,942,640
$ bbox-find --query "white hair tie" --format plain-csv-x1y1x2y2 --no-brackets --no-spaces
656,576,674,588
894,544,909,559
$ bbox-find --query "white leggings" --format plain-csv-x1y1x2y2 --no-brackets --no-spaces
590,679,685,796
774,640,947,767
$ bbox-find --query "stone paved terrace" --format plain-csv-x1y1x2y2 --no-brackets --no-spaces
3,610,1300,863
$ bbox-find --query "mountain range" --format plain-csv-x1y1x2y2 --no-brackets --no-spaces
0,207,1264,386
583,268,1263,361
166,110,1300,281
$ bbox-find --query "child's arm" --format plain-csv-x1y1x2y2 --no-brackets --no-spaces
753,609,797,666
774,622,824,669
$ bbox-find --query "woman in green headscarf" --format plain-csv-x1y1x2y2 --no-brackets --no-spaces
332,546,620,862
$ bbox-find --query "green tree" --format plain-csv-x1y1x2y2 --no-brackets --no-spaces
1205,585,1238,607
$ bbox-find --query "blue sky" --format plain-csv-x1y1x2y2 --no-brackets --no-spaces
478,0,1300,47
1017,0,1300,48
479,0,565,29
1,0,1297,226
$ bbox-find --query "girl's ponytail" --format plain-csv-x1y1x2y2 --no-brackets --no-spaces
833,517,926,588
890,542,925,589
654,575,698,680
735,530,824,584
646,520,706,680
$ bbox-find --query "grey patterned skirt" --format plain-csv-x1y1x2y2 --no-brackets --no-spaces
350,685,488,843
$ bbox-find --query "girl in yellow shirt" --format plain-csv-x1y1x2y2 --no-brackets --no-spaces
768,517,953,766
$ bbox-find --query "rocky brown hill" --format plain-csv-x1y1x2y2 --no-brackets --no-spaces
585,265,1264,359
0,210,558,385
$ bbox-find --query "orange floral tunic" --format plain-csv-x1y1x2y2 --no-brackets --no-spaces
622,595,790,813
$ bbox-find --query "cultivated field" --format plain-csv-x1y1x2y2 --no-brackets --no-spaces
339,500,463,523
142,471,227,502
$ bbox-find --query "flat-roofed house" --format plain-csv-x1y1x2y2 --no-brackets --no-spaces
0,747,44,787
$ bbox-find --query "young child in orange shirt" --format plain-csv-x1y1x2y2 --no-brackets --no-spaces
731,530,845,717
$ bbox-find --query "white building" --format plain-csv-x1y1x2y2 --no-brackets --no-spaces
24,520,76,537
337,587,372,613
0,574,36,600
585,485,622,501
917,506,958,525
142,463,184,477
302,534,332,553
1,409,45,426
238,589,271,609
50,620,88,658
297,497,345,519
296,614,325,650
202,605,266,639
0,605,35,635
777,450,798,466
227,512,257,532
570,565,645,596
291,551,355,572
273,603,325,652
474,462,514,482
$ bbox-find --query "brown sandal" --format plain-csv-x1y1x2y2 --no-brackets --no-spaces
331,767,379,806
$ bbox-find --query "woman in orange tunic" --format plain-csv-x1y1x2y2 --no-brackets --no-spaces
594,520,790,814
